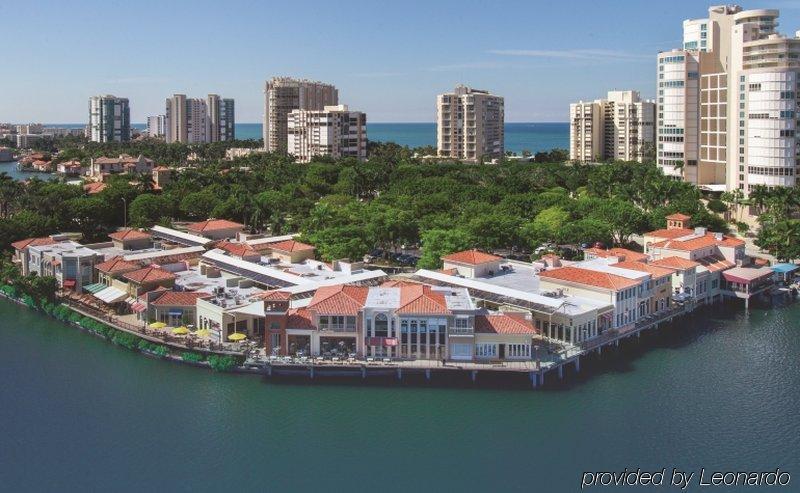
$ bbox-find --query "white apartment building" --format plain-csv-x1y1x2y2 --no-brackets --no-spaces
658,5,800,195
263,78,339,153
165,94,234,144
287,105,367,163
88,95,130,143
570,90,655,163
437,85,504,162
146,115,166,138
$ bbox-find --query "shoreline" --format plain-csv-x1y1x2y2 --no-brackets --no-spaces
5,290,779,389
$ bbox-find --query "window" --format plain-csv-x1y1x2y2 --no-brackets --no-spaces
475,344,497,358
507,344,531,358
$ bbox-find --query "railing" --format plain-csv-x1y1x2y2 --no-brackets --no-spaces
449,327,474,335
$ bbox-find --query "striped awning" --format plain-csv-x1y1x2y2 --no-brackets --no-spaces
94,286,128,304
83,283,107,294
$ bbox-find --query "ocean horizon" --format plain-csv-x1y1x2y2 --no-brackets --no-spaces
44,122,570,154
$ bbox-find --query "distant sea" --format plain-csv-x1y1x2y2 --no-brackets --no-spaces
67,122,569,154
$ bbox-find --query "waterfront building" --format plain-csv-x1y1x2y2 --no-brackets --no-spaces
11,235,68,268
263,77,339,153
24,240,102,293
88,95,131,143
570,90,655,163
56,160,83,176
145,291,212,327
437,84,504,162
146,115,166,138
122,266,177,297
165,94,235,143
657,5,800,196
287,105,367,162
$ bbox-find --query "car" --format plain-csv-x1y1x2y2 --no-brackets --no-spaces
593,241,605,249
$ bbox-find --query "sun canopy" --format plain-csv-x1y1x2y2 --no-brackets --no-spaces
228,332,247,341
770,263,799,274
94,286,128,303
83,282,107,294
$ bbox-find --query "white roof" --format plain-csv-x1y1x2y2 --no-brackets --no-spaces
123,245,205,262
365,287,401,308
576,259,650,280
230,301,267,317
281,269,388,295
246,234,300,246
150,225,213,246
202,249,312,286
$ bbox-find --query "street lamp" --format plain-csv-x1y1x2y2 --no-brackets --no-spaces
121,197,127,228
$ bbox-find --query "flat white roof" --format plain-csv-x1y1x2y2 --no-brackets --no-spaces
123,245,205,262
414,269,607,315
202,249,312,286
575,259,650,280
150,225,213,247
281,269,388,295
246,234,301,246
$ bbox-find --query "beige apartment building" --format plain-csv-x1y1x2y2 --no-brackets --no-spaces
658,5,800,195
287,105,367,162
166,94,235,144
263,77,339,153
569,90,655,163
436,85,504,162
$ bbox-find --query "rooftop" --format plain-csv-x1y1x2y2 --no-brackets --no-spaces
267,239,315,253
538,266,642,291
109,229,152,242
474,313,538,335
584,247,647,263
186,219,244,233
123,266,177,284
11,236,60,251
650,256,700,270
442,249,502,266
95,256,141,274
151,291,212,306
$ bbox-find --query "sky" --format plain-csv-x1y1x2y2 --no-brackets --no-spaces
3,0,800,123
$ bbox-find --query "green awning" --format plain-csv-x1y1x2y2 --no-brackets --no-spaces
83,283,107,294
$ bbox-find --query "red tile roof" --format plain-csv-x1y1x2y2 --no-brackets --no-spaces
612,260,674,278
380,280,422,288
123,266,176,284
538,266,641,290
95,256,142,274
268,239,315,253
696,256,735,273
11,236,58,251
287,308,315,330
109,229,152,241
215,240,259,257
650,233,745,252
666,213,691,221
186,219,244,233
650,256,700,270
397,285,449,314
151,291,211,306
584,247,647,263
645,228,694,239
308,285,368,315
255,289,292,301
83,182,107,194
441,249,501,265
475,313,539,335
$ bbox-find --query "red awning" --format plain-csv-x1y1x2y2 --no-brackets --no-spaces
131,302,147,313
384,337,398,347
62,279,76,288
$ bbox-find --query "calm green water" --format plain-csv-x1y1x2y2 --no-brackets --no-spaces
1,298,798,492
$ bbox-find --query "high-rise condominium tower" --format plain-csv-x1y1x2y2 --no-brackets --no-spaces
570,90,655,163
287,105,367,162
88,95,130,142
208,94,235,142
165,94,234,144
263,77,339,153
146,115,166,138
436,85,504,162
658,5,798,194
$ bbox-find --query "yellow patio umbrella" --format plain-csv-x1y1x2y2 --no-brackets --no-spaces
172,326,190,335
149,321,167,328
228,332,247,342
194,329,210,338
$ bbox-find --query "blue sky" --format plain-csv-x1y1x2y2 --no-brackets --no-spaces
3,0,800,123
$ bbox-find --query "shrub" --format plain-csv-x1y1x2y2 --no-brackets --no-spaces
111,331,138,350
207,354,238,372
0,285,18,298
736,221,750,234
181,351,205,363
151,345,169,357
22,295,36,308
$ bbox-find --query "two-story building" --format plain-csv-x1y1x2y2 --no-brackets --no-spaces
185,219,245,241
24,240,102,293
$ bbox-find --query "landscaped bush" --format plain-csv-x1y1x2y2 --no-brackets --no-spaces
151,345,169,357
181,351,205,363
707,198,728,214
111,330,138,350
0,285,18,298
736,221,750,234
22,294,36,308
207,354,238,372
